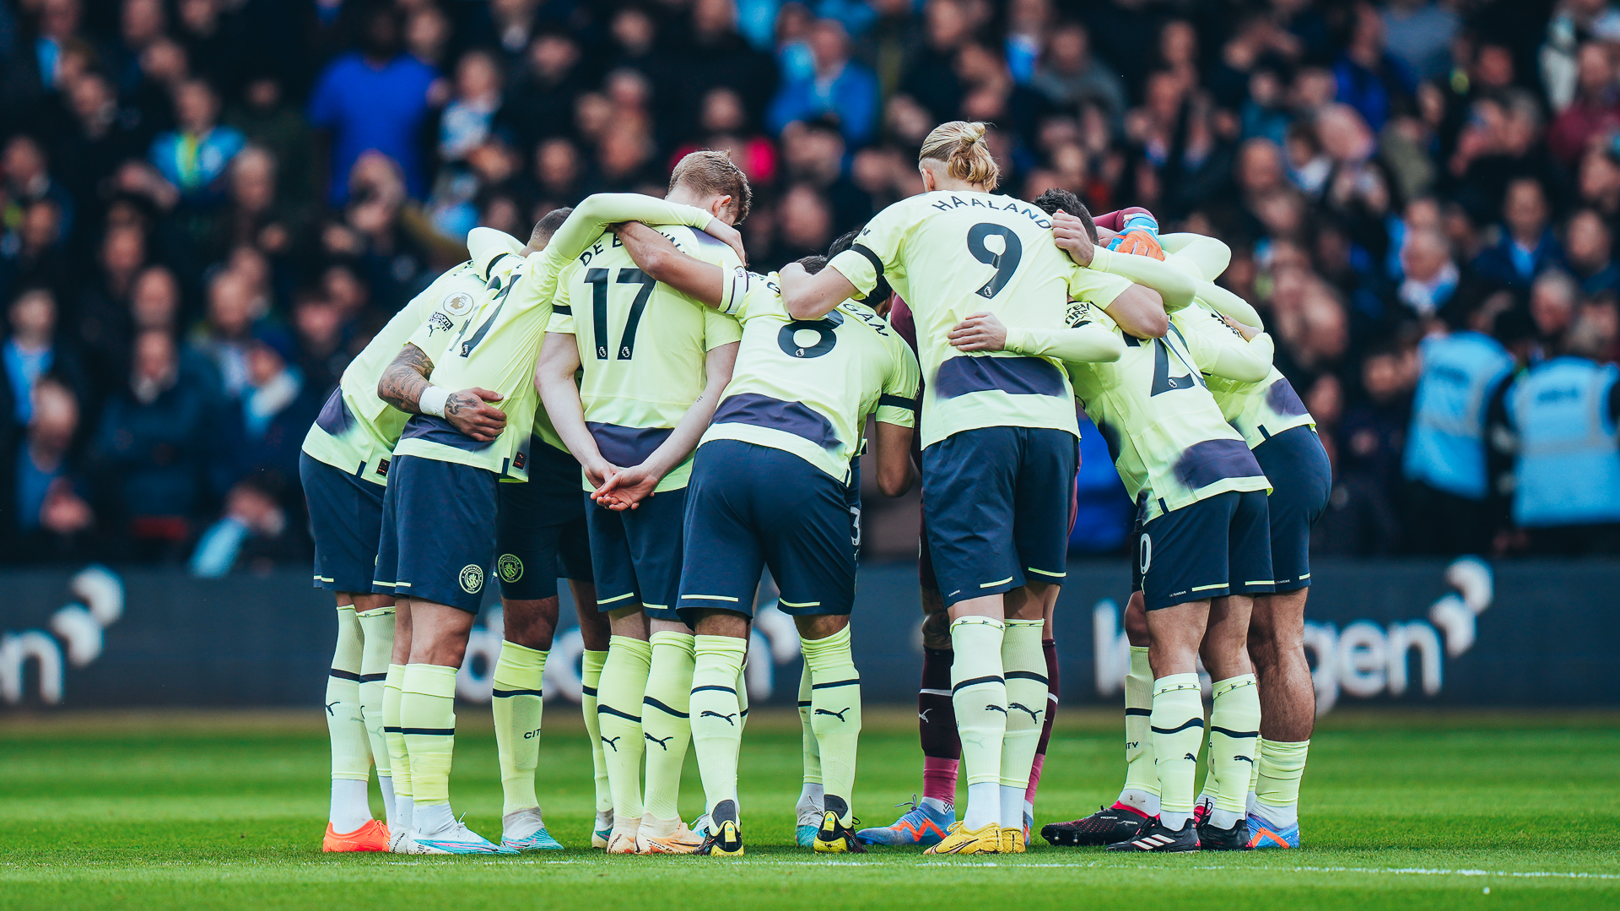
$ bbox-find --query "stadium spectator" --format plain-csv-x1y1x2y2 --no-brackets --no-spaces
769,18,880,145
1472,177,1564,291
87,329,217,562
2,0,1618,566
189,476,307,577
220,327,323,497
2,287,80,427
2,376,98,562
307,3,439,204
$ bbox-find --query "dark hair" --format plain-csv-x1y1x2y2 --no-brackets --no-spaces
795,254,829,275
530,206,573,247
828,226,891,303
1033,188,1098,242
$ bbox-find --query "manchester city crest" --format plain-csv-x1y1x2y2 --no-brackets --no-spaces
458,564,485,594
498,554,524,583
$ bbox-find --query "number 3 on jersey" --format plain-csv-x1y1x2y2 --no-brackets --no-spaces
585,267,657,360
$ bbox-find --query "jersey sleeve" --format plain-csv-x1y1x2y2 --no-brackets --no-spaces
1003,321,1125,364
1177,309,1274,382
1193,279,1265,330
1066,262,1134,309
1161,234,1232,281
404,312,456,361
551,193,715,263
717,266,754,316
731,272,782,322
1086,246,1197,311
547,272,576,334
876,341,922,427
702,306,743,350
827,200,908,297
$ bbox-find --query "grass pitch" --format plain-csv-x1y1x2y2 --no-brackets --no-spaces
1,707,1616,910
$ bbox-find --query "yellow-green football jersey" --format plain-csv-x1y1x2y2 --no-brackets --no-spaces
394,197,721,479
1161,251,1314,450
300,261,486,484
702,270,920,482
827,190,1133,449
395,248,543,479
548,224,743,492
1057,302,1270,521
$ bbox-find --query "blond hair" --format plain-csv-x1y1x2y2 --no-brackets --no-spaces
918,121,1000,191
669,149,753,224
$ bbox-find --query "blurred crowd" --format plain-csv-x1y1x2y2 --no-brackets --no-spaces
4,0,1620,572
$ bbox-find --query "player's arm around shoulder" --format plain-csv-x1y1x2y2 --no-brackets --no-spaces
1179,308,1273,383
613,221,731,309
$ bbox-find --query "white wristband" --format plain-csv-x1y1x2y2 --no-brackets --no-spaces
419,385,450,418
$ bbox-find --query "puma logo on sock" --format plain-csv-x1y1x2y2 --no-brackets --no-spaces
601,735,621,752
918,709,933,723
1009,702,1042,722
325,701,339,716
984,705,1008,715
699,710,737,726
815,707,851,722
645,733,674,750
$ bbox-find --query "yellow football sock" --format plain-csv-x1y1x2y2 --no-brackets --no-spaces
1208,674,1260,827
492,640,547,817
326,606,371,831
802,625,862,825
355,608,394,781
400,663,458,806
641,631,695,823
998,618,1045,827
326,606,370,783
1151,673,1204,828
798,661,821,785
580,648,612,816
598,635,652,825
1121,645,1159,808
949,616,1006,831
689,634,748,819
383,664,411,803
1255,738,1309,827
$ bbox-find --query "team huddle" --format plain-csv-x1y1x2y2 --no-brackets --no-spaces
301,119,1328,858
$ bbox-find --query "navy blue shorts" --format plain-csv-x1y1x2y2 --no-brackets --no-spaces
495,440,593,600
301,451,387,594
372,454,499,614
1133,490,1274,610
1253,426,1332,591
921,426,1078,607
586,484,687,622
677,440,858,626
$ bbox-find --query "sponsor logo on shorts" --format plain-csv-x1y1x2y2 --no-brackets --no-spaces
459,564,485,594
498,554,524,583
513,451,526,470
376,457,389,477
442,291,475,316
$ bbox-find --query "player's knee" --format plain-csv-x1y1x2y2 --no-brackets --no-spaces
695,608,751,639
793,612,848,641
501,597,560,650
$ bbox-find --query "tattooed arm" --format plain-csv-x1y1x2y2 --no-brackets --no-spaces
377,342,508,442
